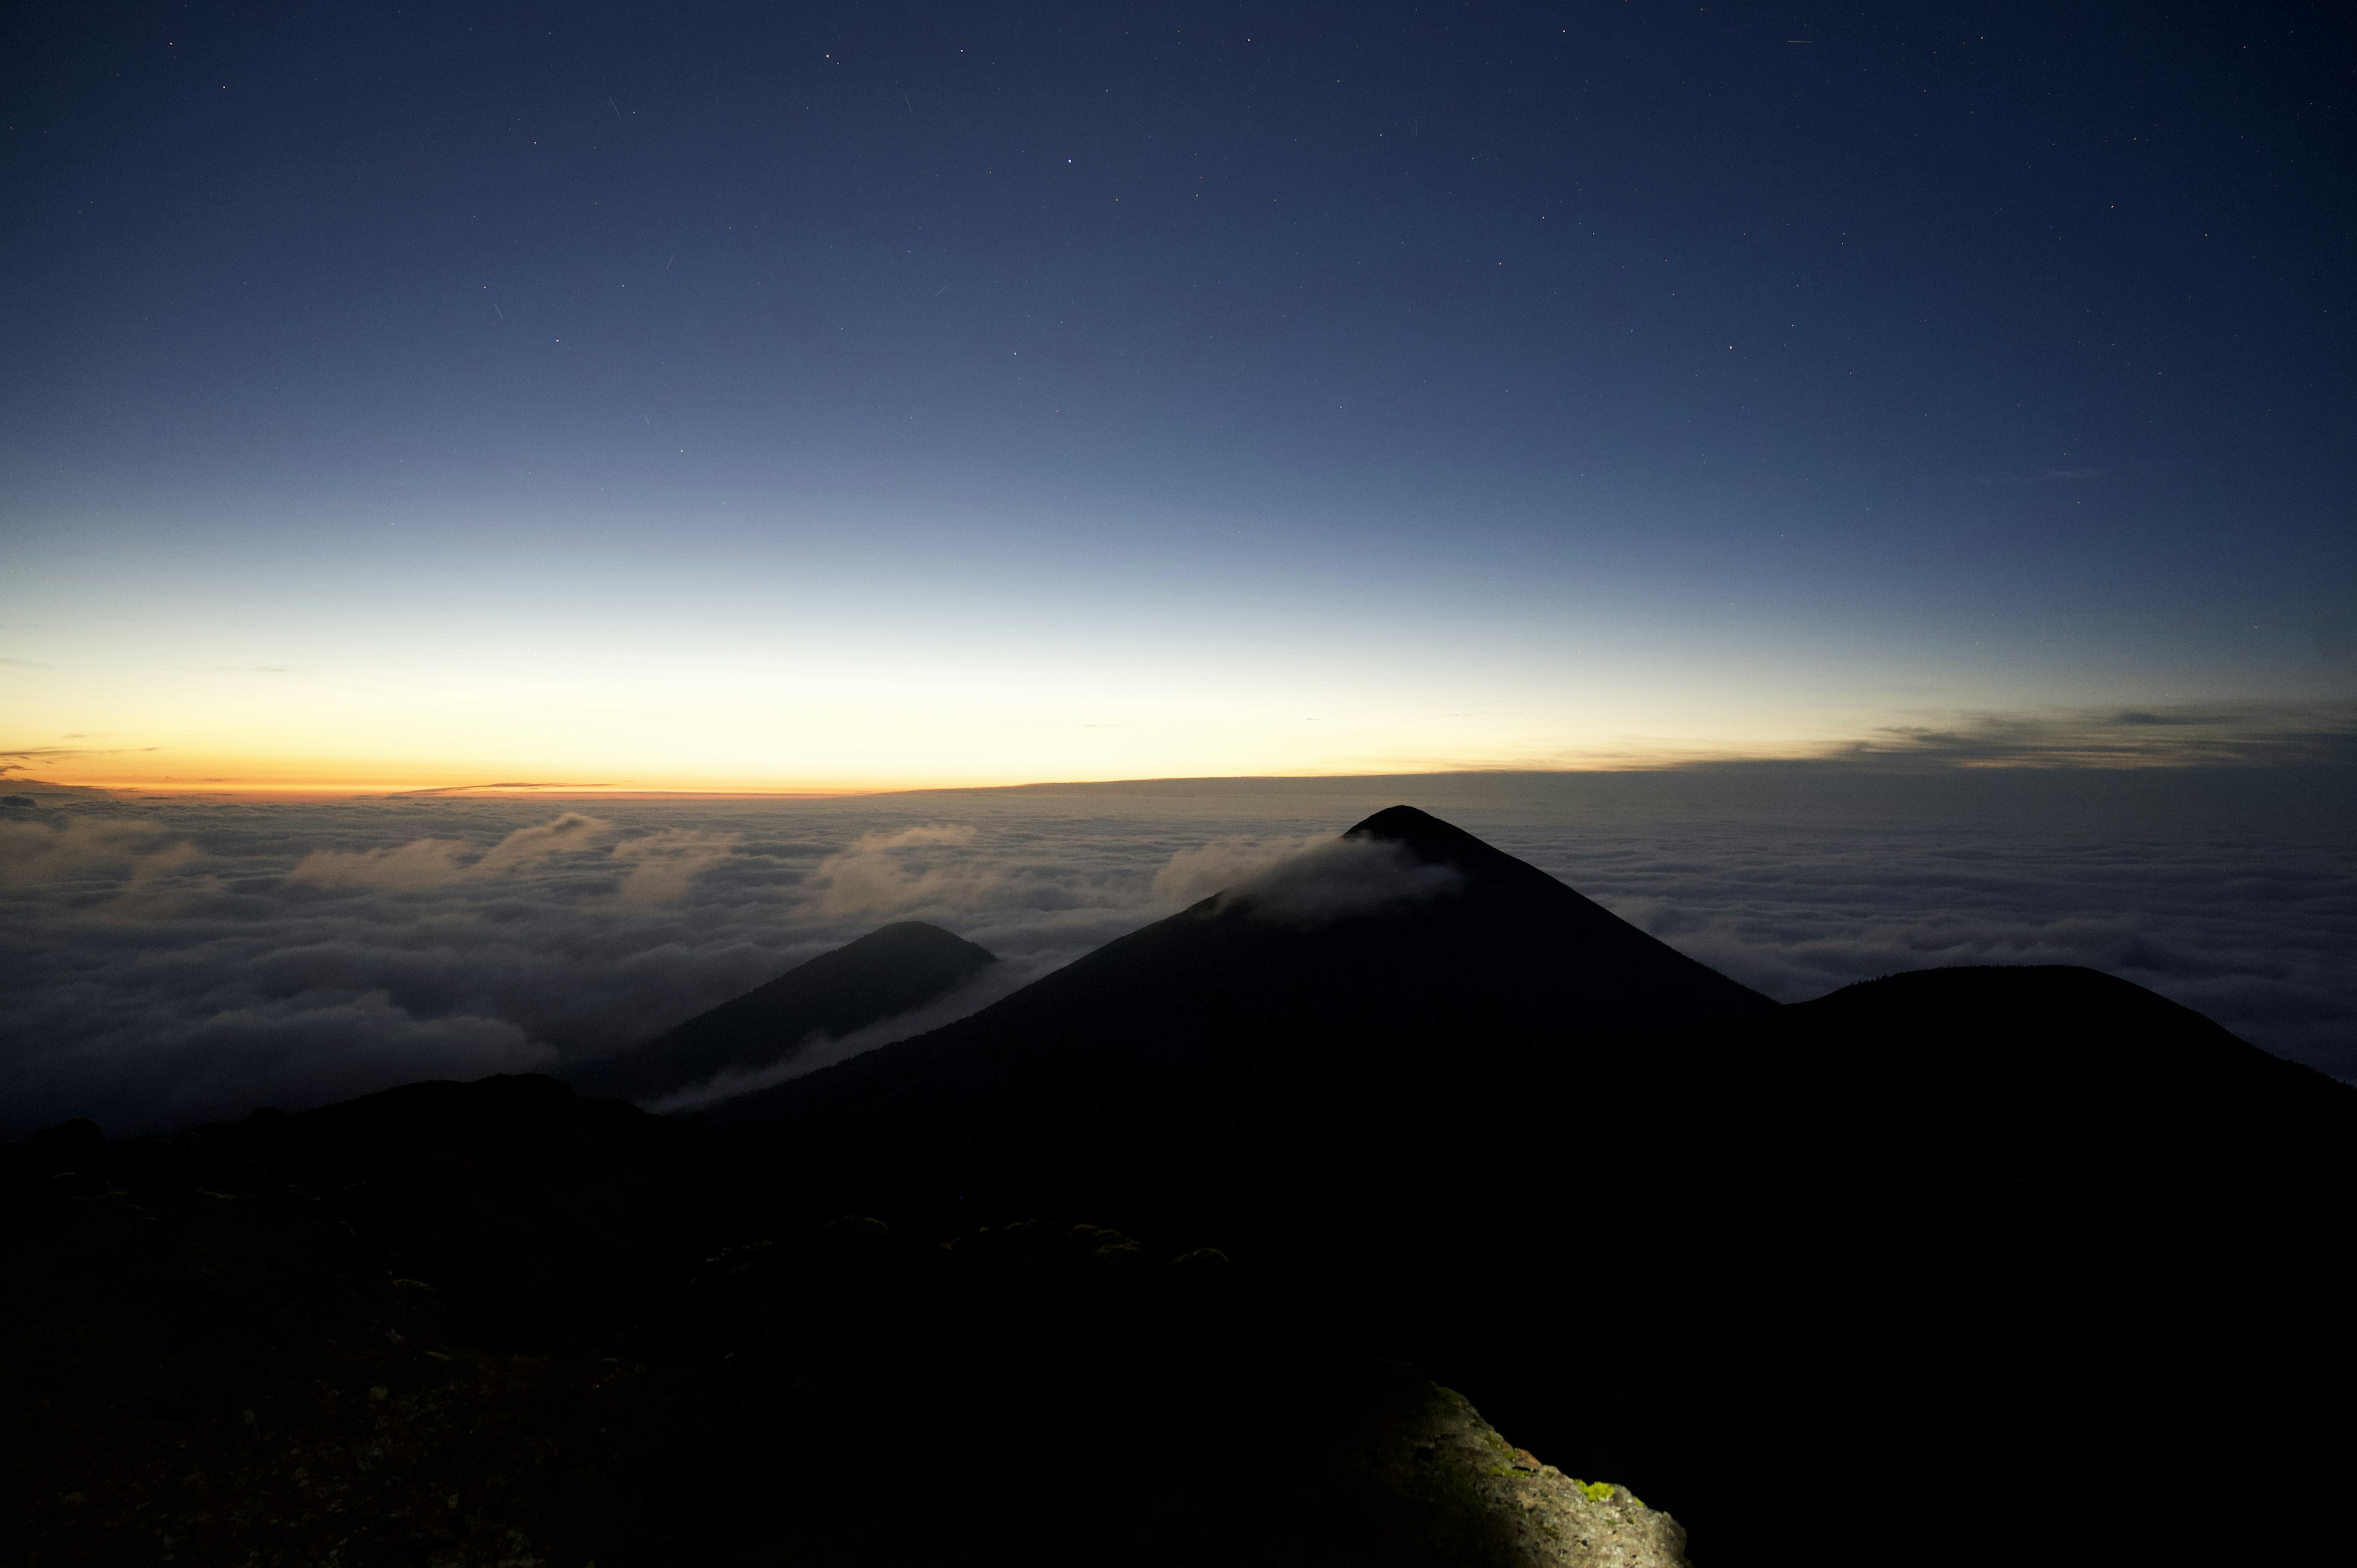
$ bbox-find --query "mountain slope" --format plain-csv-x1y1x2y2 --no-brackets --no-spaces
1450,962,2356,1149
716,806,1774,1165
4,1077,1693,1568
1766,964,2349,1139
569,921,996,1103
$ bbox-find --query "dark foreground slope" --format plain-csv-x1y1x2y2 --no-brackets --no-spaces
1,1081,1684,1568
567,920,996,1103
11,1070,2353,1568
718,806,1773,1165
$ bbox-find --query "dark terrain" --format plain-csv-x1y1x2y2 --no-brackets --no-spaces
7,808,2353,1566
564,919,997,1105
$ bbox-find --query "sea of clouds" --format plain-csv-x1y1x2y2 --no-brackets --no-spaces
2,767,2351,1138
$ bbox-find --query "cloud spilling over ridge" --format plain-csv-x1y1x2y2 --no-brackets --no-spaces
1221,836,1463,927
1,768,2351,1140
0,799,1201,1137
653,838,1462,1111
281,812,742,906
0,813,199,890
812,824,989,917
157,992,555,1128
1150,833,1328,908
287,813,611,888
647,952,1066,1114
608,827,743,905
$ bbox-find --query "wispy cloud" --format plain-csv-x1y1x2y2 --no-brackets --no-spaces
1822,701,2357,770
1150,833,1327,908
389,782,613,797
608,827,741,905
1220,835,1462,926
0,814,203,892
812,824,992,917
0,743,161,776
282,811,741,906
287,813,611,888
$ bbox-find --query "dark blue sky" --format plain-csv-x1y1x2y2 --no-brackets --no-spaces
3,1,2352,789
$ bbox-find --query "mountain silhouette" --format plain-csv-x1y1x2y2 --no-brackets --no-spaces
12,806,2355,1567
716,805,1775,1165
1452,961,2356,1150
1768,964,2348,1136
568,920,996,1103
722,807,2353,1169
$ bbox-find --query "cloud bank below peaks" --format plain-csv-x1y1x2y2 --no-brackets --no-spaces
1,775,2349,1140
282,813,741,906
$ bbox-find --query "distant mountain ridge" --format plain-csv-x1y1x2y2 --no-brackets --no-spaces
568,920,996,1103
713,805,1778,1164
1457,961,2353,1151
719,805,2350,1168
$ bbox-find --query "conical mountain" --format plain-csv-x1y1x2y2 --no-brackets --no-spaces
569,921,996,1104
716,806,1773,1165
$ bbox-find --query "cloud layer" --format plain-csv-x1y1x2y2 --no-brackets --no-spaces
2,767,2350,1138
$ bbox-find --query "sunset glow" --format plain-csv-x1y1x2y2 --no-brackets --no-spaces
2,3,2348,797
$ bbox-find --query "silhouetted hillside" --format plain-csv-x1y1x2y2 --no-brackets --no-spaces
10,807,2355,1566
2,1075,1688,1567
1778,964,2350,1135
1449,962,2357,1149
727,811,2353,1172
568,920,996,1103
718,806,1774,1165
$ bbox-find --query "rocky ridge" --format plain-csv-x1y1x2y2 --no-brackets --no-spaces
1374,1382,1691,1568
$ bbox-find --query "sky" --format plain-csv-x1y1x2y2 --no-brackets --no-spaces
3,1,2353,790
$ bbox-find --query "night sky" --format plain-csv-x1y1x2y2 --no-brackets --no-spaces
4,1,2352,789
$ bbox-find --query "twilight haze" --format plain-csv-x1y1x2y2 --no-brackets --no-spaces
3,1,2351,791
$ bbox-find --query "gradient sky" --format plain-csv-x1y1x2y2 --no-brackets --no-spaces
4,1,2352,789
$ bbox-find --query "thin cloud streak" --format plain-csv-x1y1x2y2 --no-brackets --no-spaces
1800,701,2357,773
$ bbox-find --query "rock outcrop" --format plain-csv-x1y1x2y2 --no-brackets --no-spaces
1365,1380,1691,1568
